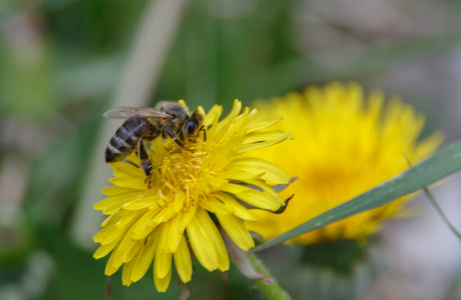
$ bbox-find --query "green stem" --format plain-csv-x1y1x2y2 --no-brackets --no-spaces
422,186,461,242
249,254,293,300
105,277,112,300
404,153,461,242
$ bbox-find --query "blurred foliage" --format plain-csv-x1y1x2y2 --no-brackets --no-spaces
300,239,369,274
2,0,461,299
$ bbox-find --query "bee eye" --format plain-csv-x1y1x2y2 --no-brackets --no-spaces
185,121,197,136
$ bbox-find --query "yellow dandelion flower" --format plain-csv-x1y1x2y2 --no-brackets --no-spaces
93,100,291,292
245,82,444,244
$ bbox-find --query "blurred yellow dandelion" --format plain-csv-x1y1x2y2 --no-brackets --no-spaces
245,82,444,244
93,100,291,291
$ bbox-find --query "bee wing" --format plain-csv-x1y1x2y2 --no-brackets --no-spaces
103,106,171,119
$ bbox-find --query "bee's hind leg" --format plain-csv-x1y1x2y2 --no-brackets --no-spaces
137,138,154,187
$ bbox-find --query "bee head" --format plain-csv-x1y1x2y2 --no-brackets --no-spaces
184,112,204,138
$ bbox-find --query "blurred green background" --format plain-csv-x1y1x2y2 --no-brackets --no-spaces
2,0,461,299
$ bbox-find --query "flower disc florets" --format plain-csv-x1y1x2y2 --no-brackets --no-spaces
246,82,444,245
93,100,292,292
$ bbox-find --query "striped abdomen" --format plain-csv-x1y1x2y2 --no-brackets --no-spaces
105,118,157,163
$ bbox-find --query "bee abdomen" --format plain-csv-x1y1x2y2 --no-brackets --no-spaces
105,143,125,162
105,119,152,163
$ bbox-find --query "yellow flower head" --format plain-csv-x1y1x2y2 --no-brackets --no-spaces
245,82,443,245
93,100,291,291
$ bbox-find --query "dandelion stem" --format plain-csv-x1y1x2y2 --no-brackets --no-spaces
105,277,112,300
249,254,292,300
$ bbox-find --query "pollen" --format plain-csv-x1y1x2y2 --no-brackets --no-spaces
150,140,210,210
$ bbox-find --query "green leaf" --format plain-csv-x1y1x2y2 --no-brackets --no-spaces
251,140,461,253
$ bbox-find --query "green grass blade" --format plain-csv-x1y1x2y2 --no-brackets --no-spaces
251,140,461,253
404,154,461,242
423,187,461,241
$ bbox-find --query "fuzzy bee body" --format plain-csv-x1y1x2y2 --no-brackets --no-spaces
104,101,205,178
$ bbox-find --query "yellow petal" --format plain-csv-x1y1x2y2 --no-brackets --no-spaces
238,134,291,154
101,213,122,227
216,100,242,134
105,250,120,276
130,232,158,282
180,204,198,231
101,185,139,196
177,99,188,108
93,223,125,245
166,214,185,253
219,182,251,194
174,235,192,283
122,259,135,286
220,183,283,211
247,117,282,133
112,162,144,178
230,157,290,184
186,207,227,271
213,193,258,221
155,250,172,280
116,210,144,228
197,105,206,116
110,225,141,267
219,169,263,181
109,177,147,190
173,193,185,213
94,192,143,213
200,197,232,215
154,224,173,279
243,130,288,145
151,204,176,224
123,196,157,210
237,190,282,211
93,237,120,259
242,178,280,199
154,262,172,292
216,213,254,251
124,241,142,263
132,208,161,240
204,104,222,127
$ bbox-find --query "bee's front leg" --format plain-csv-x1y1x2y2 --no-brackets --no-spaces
163,127,185,148
199,125,206,141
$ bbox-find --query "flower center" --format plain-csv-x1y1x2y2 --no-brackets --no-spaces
148,139,210,211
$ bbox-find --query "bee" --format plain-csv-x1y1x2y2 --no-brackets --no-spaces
104,101,205,178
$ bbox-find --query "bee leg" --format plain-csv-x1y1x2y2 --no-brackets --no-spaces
137,138,154,186
199,125,207,141
163,127,184,148
177,129,185,142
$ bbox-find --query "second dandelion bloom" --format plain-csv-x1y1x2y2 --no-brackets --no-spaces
93,100,292,291
246,82,444,244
